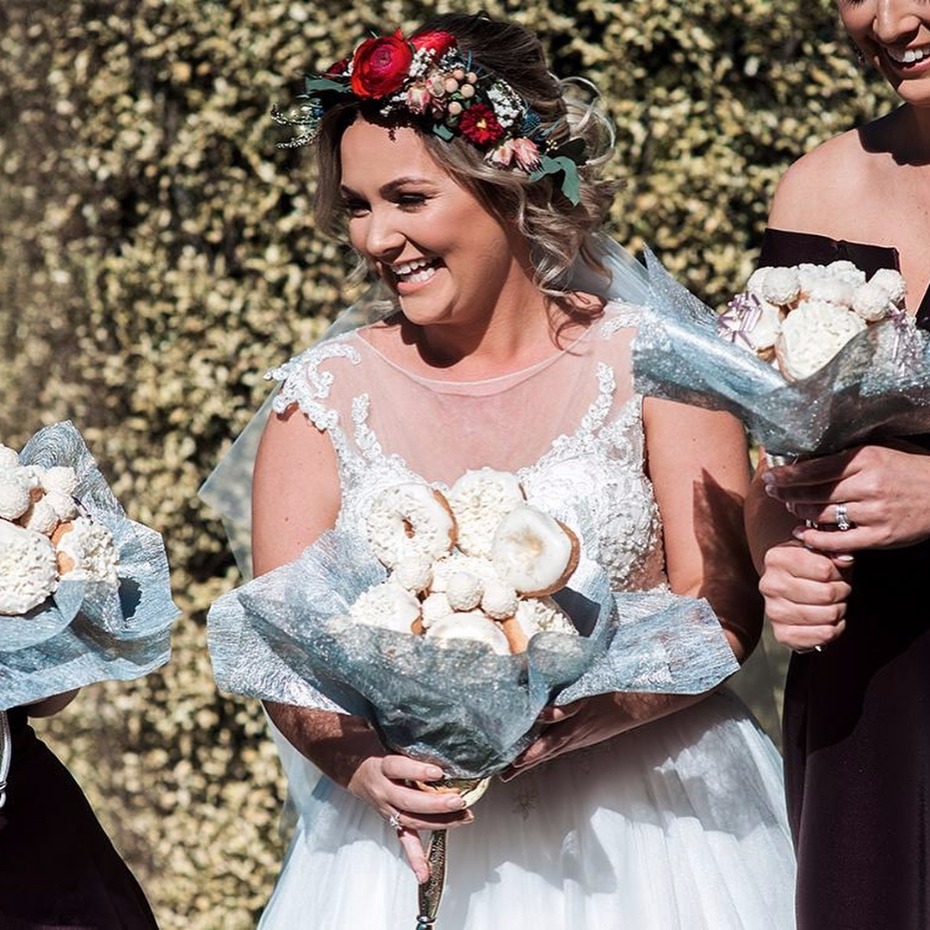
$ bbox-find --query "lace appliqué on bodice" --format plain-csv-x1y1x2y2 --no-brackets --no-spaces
270,309,666,593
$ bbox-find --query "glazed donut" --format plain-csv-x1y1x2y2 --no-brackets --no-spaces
425,611,511,656
348,580,421,634
365,483,456,569
0,520,59,615
446,468,524,558
490,504,579,597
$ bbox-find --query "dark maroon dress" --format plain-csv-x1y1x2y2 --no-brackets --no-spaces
0,707,159,929
761,228,930,930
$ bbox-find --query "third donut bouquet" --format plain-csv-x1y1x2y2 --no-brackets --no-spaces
633,248,930,457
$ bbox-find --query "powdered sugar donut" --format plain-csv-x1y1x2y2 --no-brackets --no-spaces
0,520,59,615
365,483,456,569
52,517,119,584
491,504,579,597
419,591,453,630
431,552,498,593
41,466,79,497
446,468,524,558
480,577,519,620
499,596,577,654
446,571,484,611
0,472,31,521
0,444,19,471
391,553,434,594
22,496,60,536
348,580,421,634
775,300,867,381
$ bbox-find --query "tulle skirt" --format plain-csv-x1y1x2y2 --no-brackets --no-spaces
258,691,795,929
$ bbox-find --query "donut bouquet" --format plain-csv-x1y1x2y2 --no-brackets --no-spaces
0,421,178,710
633,248,930,456
208,467,738,778
717,262,909,382
350,470,581,656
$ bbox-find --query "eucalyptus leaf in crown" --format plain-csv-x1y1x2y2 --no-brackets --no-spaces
0,421,179,710
271,29,588,204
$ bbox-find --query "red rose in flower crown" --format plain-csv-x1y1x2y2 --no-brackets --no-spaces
350,31,414,98
410,30,458,58
458,103,505,147
325,57,351,77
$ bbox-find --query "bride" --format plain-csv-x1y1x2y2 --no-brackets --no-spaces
243,12,795,927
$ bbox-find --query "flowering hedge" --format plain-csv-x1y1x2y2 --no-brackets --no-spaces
0,0,889,926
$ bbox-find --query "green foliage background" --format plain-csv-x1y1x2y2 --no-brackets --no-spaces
0,1,891,926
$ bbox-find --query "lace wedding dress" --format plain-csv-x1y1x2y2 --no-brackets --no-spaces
256,303,795,929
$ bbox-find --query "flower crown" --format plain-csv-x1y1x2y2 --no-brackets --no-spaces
272,29,588,204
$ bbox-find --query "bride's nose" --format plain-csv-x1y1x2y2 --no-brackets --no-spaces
361,207,405,262
872,0,922,44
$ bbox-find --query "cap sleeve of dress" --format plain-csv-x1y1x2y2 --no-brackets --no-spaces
266,335,363,434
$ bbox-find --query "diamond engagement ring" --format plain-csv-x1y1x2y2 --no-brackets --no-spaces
836,502,851,532
387,811,402,831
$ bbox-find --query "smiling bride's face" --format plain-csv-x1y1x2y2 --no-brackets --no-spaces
840,0,930,105
338,117,533,330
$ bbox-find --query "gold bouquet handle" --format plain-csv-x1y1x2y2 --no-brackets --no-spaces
416,830,447,929
413,776,490,929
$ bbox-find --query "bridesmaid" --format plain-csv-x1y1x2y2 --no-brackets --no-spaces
0,693,159,929
746,2,930,928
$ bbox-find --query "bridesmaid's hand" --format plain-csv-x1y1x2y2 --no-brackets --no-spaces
502,694,626,777
347,754,474,883
759,540,852,651
763,443,930,552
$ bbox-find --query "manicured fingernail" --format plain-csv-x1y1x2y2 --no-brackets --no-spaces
446,796,466,810
426,766,443,780
417,867,430,884
761,471,775,487
791,526,806,540
835,554,855,563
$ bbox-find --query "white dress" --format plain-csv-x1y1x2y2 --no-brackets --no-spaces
257,304,796,929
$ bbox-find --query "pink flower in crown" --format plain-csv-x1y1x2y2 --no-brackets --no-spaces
405,81,432,115
351,31,414,98
511,137,542,171
488,139,518,168
488,137,543,172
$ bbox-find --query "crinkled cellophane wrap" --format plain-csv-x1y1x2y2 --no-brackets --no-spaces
0,421,179,709
207,528,738,778
633,249,930,456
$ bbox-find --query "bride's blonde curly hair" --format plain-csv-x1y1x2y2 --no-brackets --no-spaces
310,12,618,301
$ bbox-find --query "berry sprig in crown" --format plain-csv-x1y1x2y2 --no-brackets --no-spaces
272,29,588,204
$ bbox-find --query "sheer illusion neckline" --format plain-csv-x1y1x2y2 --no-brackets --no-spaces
355,317,602,396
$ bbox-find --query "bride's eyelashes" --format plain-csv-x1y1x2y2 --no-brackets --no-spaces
394,192,430,210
